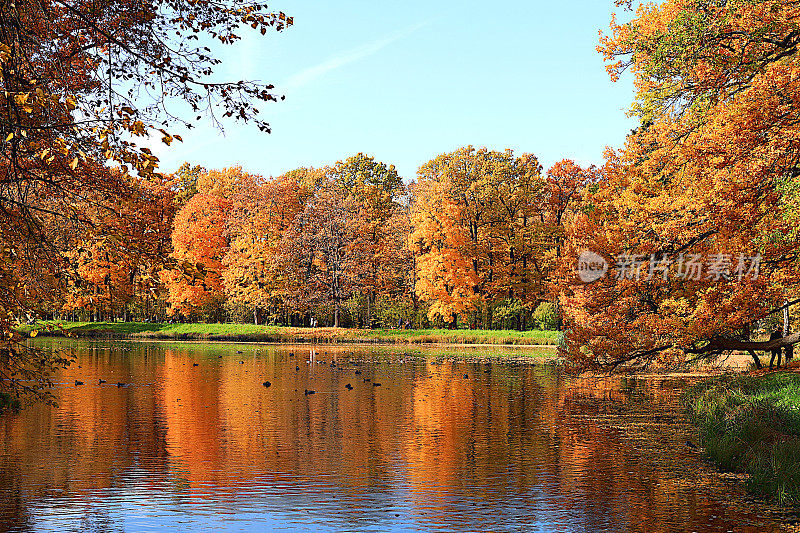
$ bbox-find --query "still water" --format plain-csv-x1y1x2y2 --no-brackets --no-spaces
0,340,792,532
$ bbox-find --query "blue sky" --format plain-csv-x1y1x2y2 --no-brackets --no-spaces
152,0,637,180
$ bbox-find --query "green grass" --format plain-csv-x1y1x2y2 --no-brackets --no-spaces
17,321,561,346
685,372,800,506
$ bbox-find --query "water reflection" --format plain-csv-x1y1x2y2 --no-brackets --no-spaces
0,340,790,532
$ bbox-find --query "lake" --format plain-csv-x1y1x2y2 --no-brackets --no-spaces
0,340,792,532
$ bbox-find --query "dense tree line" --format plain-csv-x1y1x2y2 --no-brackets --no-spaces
36,151,587,331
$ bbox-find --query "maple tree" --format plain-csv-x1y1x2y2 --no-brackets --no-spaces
559,0,800,368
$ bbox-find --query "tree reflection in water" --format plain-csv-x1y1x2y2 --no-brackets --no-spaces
0,340,790,532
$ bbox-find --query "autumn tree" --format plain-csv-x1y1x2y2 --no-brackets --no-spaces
544,159,597,230
280,180,361,327
329,154,408,326
162,168,260,321
559,0,800,368
0,0,292,403
172,162,206,207
409,147,555,328
57,174,178,321
374,203,418,325
223,170,315,324
161,192,229,321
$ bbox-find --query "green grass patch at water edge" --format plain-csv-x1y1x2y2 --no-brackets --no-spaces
685,372,800,506
16,321,561,346
353,328,559,345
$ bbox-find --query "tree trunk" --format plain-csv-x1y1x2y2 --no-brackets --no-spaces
254,307,259,325
334,300,340,328
696,332,800,356
784,302,790,336
748,350,763,370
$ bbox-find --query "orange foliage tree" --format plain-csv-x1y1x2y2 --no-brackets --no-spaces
223,171,315,324
271,157,410,328
329,154,409,326
162,192,230,321
280,180,361,327
162,168,259,321
559,0,800,368
1,0,292,403
60,175,177,322
409,147,560,328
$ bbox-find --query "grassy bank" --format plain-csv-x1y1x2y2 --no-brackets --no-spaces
685,372,800,505
17,321,561,346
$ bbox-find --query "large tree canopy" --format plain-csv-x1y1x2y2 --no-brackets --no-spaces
1,0,291,403
559,0,800,368
409,147,576,326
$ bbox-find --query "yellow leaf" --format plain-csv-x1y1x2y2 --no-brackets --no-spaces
30,330,38,338
70,157,79,170
5,132,12,141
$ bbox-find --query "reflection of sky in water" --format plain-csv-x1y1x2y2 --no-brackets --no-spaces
26,487,572,533
0,340,789,532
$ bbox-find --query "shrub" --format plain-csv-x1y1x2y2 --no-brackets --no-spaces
534,302,559,330
492,299,525,329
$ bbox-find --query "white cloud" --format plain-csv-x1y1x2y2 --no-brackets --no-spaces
283,20,429,92
231,31,259,80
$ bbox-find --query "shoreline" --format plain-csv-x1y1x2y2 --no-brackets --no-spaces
685,370,800,506
19,321,562,348
110,338,561,350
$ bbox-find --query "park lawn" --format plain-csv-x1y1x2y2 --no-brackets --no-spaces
685,371,800,505
17,321,561,346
